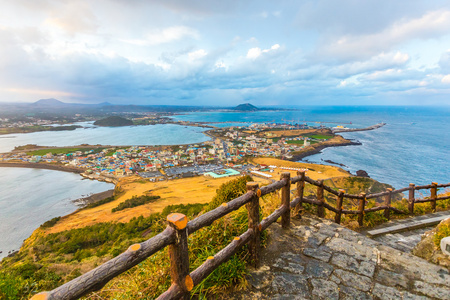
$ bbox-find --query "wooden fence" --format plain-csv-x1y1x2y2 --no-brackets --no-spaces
31,172,450,300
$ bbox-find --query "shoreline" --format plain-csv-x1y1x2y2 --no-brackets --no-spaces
0,162,85,174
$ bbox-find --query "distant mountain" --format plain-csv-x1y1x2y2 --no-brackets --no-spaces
32,98,66,106
97,102,112,106
232,103,259,111
94,116,134,127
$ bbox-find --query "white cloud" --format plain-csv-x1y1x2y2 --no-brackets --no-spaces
247,44,280,59
188,49,207,61
442,74,450,84
247,47,262,59
122,26,199,46
321,10,450,60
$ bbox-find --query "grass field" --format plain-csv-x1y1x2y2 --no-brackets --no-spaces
46,174,271,234
309,134,333,140
27,148,89,156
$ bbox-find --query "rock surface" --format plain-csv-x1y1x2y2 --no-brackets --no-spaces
224,215,450,300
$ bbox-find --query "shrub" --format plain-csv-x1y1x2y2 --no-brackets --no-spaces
40,216,61,228
111,195,161,212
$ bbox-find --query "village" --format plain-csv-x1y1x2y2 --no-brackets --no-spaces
0,123,337,183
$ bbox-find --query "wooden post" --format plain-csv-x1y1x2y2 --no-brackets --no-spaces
167,213,192,299
246,182,260,267
408,183,415,215
294,171,305,217
431,182,437,212
384,188,392,220
317,179,325,218
335,189,345,224
281,172,291,229
358,193,366,227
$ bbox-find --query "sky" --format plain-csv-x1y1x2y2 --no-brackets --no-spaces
1,0,450,106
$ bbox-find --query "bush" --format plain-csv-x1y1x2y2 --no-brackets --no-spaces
84,196,115,209
111,195,161,212
40,216,61,228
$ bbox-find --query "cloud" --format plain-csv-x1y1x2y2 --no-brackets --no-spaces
318,10,450,60
44,1,98,35
246,44,280,59
121,26,199,46
442,74,450,84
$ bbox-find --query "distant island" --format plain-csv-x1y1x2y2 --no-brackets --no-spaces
94,116,133,127
232,103,259,111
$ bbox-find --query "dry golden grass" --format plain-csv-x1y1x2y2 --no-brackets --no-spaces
47,174,271,234
249,157,350,180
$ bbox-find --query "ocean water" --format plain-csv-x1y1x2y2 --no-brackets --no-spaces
0,123,210,153
173,106,450,189
0,168,113,260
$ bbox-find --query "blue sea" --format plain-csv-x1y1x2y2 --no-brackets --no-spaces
0,106,448,259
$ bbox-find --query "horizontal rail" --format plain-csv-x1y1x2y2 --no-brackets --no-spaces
260,205,289,231
260,178,288,195
187,192,254,235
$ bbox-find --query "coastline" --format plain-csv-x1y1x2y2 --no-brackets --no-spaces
0,162,84,174
288,139,362,161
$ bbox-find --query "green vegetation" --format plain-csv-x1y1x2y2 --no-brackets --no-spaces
94,116,133,127
308,134,333,140
40,217,61,229
26,147,105,156
84,196,116,209
434,219,450,248
286,140,304,145
0,125,81,135
206,175,253,211
112,195,161,212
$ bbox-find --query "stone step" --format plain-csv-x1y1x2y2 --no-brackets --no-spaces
367,213,450,237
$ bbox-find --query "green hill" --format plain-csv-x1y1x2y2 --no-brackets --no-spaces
232,103,259,111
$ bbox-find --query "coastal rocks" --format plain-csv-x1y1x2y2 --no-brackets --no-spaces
356,170,370,178
323,159,347,167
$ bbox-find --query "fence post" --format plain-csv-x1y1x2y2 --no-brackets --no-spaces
317,179,325,218
335,189,345,224
358,193,366,227
167,213,192,299
293,171,305,217
384,188,392,220
431,182,437,212
281,172,291,229
246,182,260,267
408,183,415,215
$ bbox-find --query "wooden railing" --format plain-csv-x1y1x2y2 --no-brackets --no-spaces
31,172,450,300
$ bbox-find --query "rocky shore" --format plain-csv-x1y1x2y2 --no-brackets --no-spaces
71,189,115,207
288,139,362,161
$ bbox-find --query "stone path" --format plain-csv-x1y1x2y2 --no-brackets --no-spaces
224,215,450,300
364,211,450,253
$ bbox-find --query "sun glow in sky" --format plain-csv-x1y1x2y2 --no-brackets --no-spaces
1,0,450,106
